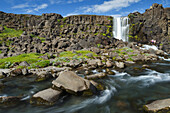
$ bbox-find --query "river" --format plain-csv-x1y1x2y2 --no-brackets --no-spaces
0,58,170,113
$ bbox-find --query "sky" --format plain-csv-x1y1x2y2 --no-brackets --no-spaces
0,0,169,17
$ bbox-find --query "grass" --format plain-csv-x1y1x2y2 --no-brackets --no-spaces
0,26,23,39
28,60,50,69
30,34,46,42
55,50,98,63
0,53,43,68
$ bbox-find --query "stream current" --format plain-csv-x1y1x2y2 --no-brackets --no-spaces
0,58,170,113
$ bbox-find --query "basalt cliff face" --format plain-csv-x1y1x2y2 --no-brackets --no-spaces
128,3,170,53
0,12,112,40
0,12,119,57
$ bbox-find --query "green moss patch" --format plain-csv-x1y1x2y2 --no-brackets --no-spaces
0,26,23,39
0,53,43,68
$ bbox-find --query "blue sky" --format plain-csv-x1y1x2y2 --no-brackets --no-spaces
0,0,169,17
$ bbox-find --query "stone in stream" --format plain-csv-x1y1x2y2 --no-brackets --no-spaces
0,71,7,79
10,69,23,77
143,98,170,113
115,62,125,69
52,71,97,95
0,96,22,105
85,73,107,80
30,88,63,105
36,71,52,82
106,60,113,68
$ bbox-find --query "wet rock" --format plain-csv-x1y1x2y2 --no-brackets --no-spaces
0,72,7,79
22,68,30,75
90,80,104,91
85,73,107,80
106,68,115,75
0,96,22,105
115,62,125,69
142,64,149,68
52,71,97,95
30,88,63,105
143,98,170,113
155,50,165,56
87,59,98,68
106,60,113,68
36,71,52,82
19,61,30,67
10,69,23,76
0,69,11,77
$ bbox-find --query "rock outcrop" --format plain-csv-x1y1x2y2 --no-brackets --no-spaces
128,3,170,53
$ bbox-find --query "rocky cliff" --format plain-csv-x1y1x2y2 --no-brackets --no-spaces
128,3,170,53
0,12,112,40
0,12,120,57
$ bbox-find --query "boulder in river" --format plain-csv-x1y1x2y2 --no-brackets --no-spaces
85,73,107,80
52,71,97,95
30,88,63,105
115,62,125,69
143,98,170,113
36,71,52,82
0,96,22,106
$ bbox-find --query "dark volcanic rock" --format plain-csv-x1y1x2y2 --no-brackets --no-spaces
128,3,170,53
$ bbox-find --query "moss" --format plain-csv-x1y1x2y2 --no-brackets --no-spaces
59,51,77,58
0,53,43,69
107,17,112,20
0,50,1,54
0,26,23,39
97,44,101,48
60,25,64,28
102,33,106,36
94,33,98,36
16,66,25,69
127,57,133,61
82,90,93,96
29,60,50,69
57,19,61,23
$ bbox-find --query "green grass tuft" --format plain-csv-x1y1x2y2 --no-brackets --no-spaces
0,53,43,68
0,26,23,39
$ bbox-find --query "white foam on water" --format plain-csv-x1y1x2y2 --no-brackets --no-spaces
45,86,116,113
21,95,30,101
115,69,170,88
0,94,7,97
159,56,170,61
140,45,158,50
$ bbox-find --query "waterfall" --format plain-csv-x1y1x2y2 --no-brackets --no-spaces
113,17,129,42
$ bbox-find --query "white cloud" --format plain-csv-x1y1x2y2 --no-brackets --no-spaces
49,0,62,4
34,4,48,11
64,13,80,17
12,3,29,9
50,0,83,4
25,9,33,13
84,0,140,13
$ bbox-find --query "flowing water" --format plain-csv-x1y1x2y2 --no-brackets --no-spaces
0,59,170,113
113,17,129,42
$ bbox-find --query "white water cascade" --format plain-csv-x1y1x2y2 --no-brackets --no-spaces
113,17,129,42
